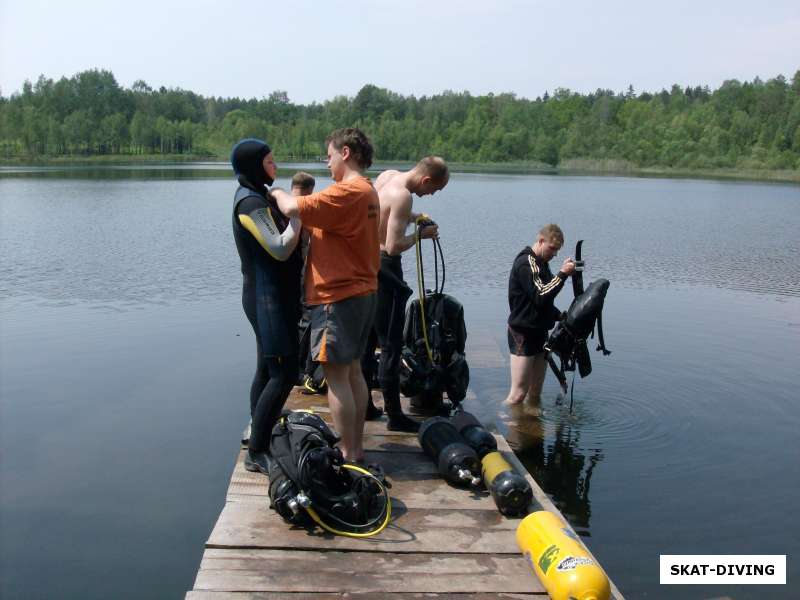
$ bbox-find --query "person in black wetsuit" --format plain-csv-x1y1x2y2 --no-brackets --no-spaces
505,224,575,407
231,138,302,474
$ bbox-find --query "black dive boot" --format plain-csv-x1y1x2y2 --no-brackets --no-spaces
366,396,384,420
387,411,420,432
244,449,272,474
382,379,419,432
384,389,419,432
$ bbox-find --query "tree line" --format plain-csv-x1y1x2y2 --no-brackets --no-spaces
1,68,798,170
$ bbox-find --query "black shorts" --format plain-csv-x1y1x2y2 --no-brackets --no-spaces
507,326,547,356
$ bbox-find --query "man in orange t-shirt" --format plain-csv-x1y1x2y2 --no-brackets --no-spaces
274,128,379,462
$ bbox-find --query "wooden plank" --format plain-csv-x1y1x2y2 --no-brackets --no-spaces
193,384,623,600
277,391,422,438
361,434,423,452
242,433,422,452
465,324,508,369
225,451,497,511
230,449,435,480
208,503,523,554
187,592,542,599
283,388,476,437
228,475,495,511
194,549,544,594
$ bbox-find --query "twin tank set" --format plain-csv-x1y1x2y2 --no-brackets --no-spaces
417,410,611,600
418,410,533,515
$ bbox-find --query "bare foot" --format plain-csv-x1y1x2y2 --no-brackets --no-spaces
503,396,524,406
521,403,542,417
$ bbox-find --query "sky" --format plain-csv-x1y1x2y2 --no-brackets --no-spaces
1,0,798,104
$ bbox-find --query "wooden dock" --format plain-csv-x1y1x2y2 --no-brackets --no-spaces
187,388,624,599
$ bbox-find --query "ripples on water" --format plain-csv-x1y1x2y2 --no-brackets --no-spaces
1,168,799,599
411,174,800,298
2,171,798,305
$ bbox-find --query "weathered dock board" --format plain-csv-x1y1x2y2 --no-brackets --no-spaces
188,389,624,599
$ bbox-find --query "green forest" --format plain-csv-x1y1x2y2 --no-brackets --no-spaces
1,69,799,173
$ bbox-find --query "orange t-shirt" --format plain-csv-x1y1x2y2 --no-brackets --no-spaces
297,176,380,305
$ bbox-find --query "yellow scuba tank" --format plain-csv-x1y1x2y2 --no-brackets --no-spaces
516,511,610,600
480,451,532,516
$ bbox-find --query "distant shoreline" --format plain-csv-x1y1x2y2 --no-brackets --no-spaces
1,155,798,185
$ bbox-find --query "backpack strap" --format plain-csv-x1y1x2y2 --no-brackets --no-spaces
547,353,568,395
596,311,611,356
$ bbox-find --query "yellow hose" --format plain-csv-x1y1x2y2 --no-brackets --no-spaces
279,411,391,538
303,463,392,538
414,215,434,364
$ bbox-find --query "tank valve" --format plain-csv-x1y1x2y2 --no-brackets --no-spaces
456,468,481,486
288,493,311,514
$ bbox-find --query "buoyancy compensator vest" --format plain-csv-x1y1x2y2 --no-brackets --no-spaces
399,218,469,406
545,240,611,409
267,411,391,537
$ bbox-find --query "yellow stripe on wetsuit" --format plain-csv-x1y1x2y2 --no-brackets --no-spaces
238,207,299,261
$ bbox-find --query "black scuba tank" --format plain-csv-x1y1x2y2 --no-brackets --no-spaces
418,417,481,487
450,410,497,458
449,410,533,516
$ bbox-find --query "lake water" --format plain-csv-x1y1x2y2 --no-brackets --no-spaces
1,164,798,599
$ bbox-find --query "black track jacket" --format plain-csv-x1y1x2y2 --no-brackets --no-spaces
507,246,567,332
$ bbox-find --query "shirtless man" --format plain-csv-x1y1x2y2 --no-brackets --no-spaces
368,156,450,432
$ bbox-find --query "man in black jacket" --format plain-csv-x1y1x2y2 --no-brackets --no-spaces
505,224,575,406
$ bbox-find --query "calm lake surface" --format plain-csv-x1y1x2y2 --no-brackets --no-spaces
1,164,798,599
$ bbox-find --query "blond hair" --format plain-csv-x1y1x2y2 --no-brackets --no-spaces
538,224,564,247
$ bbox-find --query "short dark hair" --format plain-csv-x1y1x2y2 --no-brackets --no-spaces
291,171,315,191
416,156,449,184
326,128,374,169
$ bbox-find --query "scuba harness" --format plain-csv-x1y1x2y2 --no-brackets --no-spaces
545,240,612,412
399,216,469,408
267,410,391,538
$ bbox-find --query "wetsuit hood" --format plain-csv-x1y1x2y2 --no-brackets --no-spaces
231,138,274,191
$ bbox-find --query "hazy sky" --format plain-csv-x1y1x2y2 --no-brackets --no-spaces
1,0,798,103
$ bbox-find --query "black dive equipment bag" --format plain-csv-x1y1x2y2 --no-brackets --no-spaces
545,241,611,408
399,222,469,408
267,411,390,535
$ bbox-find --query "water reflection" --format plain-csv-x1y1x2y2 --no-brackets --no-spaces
503,402,604,533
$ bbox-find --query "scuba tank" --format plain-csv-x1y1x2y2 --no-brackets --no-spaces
517,511,610,600
450,410,497,457
450,411,533,516
417,417,481,487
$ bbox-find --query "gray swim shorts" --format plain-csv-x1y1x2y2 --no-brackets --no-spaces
309,293,377,364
